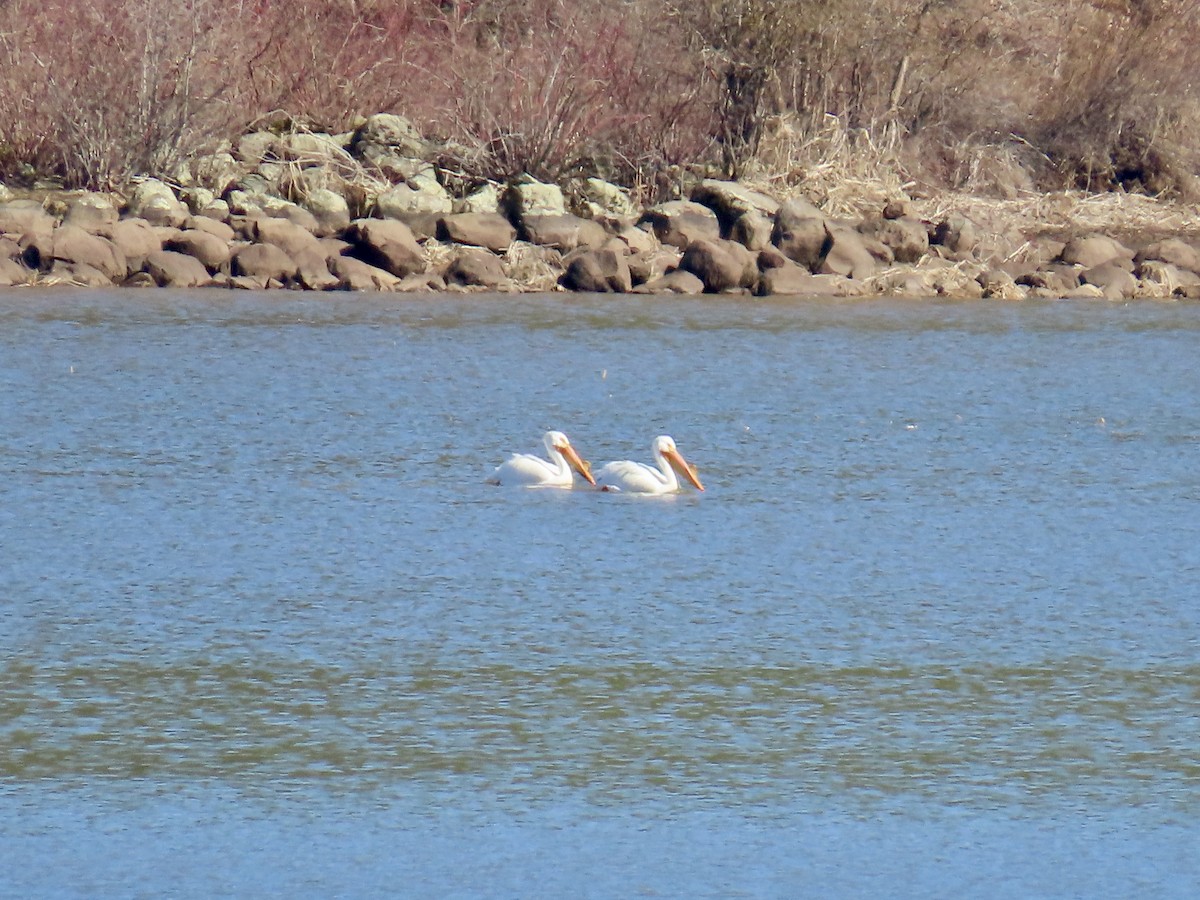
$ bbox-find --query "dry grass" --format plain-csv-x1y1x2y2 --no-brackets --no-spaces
0,0,1196,207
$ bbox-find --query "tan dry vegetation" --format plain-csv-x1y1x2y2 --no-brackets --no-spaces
0,0,1197,232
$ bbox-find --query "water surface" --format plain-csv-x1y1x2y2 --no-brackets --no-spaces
2,290,1198,896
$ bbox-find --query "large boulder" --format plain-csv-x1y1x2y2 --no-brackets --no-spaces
64,194,119,235
445,248,506,289
301,188,351,237
859,217,929,263
0,199,56,238
330,255,401,291
127,179,188,227
183,215,235,242
679,238,757,293
1059,234,1133,269
817,226,877,279
730,210,774,251
504,176,566,221
144,249,213,287
690,179,780,233
251,217,323,258
346,219,425,277
109,219,163,271
1081,262,1138,299
233,242,297,281
0,256,31,285
376,168,453,219
1135,238,1200,274
633,269,706,294
772,198,828,269
638,200,720,249
931,213,979,254
438,212,516,252
578,177,637,223
520,214,608,252
561,248,632,293
51,224,126,281
758,262,827,296
166,230,231,271
351,113,429,160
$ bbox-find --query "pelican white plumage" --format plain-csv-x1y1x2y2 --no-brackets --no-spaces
488,431,596,488
595,435,704,494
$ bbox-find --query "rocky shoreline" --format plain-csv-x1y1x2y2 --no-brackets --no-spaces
2,114,1199,300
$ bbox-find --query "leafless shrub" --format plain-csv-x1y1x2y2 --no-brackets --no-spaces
1022,0,1200,197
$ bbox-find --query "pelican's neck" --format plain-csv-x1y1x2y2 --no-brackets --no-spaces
652,446,679,489
543,435,570,477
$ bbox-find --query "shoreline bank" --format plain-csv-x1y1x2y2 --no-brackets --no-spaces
3,115,1199,300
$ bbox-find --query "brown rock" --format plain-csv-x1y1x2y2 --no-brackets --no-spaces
931,214,978,254
860,217,929,263
330,255,401,291
166,230,230,271
520,214,608,252
627,248,679,286
346,219,425,278
632,269,706,295
184,215,235,242
294,247,338,290
0,200,56,238
1135,238,1200,274
64,195,119,235
758,263,826,296
690,179,780,232
638,201,720,249
144,249,212,287
817,226,876,279
772,200,828,270
51,224,126,281
0,255,29,286
438,213,516,252
49,261,112,286
1059,234,1133,269
252,217,322,258
561,248,632,293
730,211,773,251
446,248,506,288
1081,262,1138,299
679,238,757,293
110,219,163,271
1016,266,1081,294
233,243,297,281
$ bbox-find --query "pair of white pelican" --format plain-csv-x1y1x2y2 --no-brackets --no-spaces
489,432,705,494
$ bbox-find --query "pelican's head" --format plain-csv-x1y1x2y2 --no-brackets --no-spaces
653,434,704,491
547,430,596,485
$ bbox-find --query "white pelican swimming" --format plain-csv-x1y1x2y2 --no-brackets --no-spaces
488,431,596,488
595,435,705,494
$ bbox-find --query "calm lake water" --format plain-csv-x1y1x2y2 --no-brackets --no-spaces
2,289,1198,897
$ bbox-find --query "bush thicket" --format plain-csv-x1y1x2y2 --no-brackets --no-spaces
0,0,1196,198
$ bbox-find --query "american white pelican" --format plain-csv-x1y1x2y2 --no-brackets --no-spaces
488,431,596,488
596,435,705,494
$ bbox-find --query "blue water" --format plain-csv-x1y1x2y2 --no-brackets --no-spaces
1,290,1198,897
